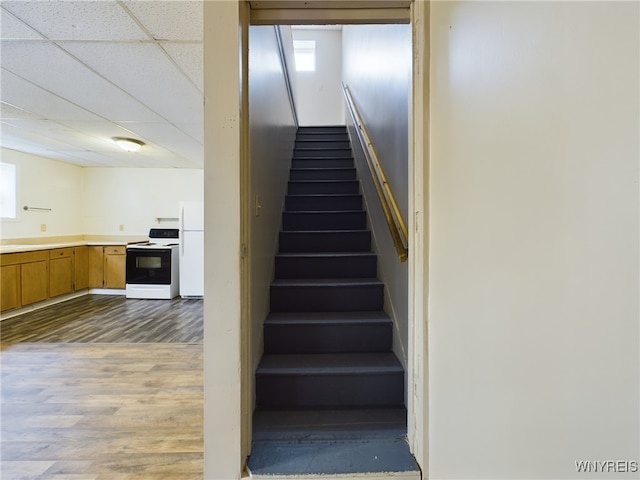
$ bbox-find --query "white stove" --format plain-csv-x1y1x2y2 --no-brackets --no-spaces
125,229,180,299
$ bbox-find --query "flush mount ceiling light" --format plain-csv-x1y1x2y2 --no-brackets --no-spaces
111,137,145,152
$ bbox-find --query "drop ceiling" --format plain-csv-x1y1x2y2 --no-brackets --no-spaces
0,0,204,168
0,1,410,169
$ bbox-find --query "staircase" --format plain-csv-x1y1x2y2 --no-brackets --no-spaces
248,126,419,477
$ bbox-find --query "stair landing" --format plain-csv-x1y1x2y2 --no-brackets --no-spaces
249,409,420,478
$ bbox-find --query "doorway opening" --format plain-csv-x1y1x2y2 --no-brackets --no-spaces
201,2,430,477
245,19,417,477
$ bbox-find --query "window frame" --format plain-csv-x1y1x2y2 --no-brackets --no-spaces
0,161,19,221
293,39,317,72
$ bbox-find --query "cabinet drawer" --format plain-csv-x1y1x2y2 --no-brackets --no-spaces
104,246,126,255
49,247,74,259
0,253,22,267
1,250,49,265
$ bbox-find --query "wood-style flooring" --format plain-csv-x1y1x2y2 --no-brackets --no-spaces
0,295,203,480
1,295,203,346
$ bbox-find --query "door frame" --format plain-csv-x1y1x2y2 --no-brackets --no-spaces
203,1,430,477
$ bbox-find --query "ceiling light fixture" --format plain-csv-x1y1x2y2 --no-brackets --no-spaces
112,137,145,152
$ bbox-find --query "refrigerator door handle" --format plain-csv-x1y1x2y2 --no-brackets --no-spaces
180,207,185,256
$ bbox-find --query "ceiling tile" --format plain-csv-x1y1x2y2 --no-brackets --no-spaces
0,8,44,40
0,69,103,122
116,121,202,166
1,41,167,123
161,42,203,92
174,122,204,144
50,120,149,152
122,0,203,41
1,0,148,41
0,102,44,120
59,41,202,124
1,119,88,152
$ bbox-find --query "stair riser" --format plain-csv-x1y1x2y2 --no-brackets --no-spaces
290,169,356,181
297,126,347,134
275,255,377,278
296,133,349,141
295,141,351,149
291,158,353,169
285,195,362,212
270,284,383,312
282,212,367,231
288,181,359,195
279,231,371,253
294,149,352,158
256,374,404,409
264,323,392,354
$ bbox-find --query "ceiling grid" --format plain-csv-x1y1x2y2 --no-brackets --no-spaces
0,0,204,168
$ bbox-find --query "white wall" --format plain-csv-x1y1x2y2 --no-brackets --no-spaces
292,28,343,126
342,25,412,368
429,2,639,478
0,147,203,240
248,25,297,383
83,168,203,235
1,148,84,239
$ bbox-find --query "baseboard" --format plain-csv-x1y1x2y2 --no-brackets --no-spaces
89,288,126,296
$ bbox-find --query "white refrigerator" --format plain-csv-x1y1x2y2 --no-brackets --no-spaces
179,201,204,297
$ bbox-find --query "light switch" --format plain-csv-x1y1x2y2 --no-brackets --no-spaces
40,224,47,232
255,195,262,217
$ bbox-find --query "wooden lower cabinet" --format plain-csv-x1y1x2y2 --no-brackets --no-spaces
88,246,105,288
104,246,126,289
21,254,49,306
1,264,21,312
49,248,74,298
0,244,128,313
88,245,126,289
74,246,89,291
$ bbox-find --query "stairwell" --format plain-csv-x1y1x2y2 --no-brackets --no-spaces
248,126,419,478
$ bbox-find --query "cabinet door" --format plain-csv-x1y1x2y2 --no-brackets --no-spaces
21,260,48,306
74,246,89,291
49,248,74,298
1,264,21,312
88,246,104,288
104,250,126,289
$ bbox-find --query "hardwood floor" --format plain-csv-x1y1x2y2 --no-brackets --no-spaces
1,295,203,480
1,295,203,346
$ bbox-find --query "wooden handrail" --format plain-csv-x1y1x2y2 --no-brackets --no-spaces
341,83,408,262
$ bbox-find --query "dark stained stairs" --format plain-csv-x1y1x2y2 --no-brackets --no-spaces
248,126,419,477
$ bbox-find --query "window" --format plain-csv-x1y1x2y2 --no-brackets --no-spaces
0,162,17,219
293,40,316,72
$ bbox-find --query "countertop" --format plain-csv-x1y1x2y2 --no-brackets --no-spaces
0,236,149,254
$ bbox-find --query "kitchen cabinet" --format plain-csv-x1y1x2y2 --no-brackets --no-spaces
0,242,130,314
1,263,20,312
74,246,89,291
0,251,49,312
49,247,74,298
104,246,126,289
20,251,49,306
88,246,126,289
88,246,105,288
